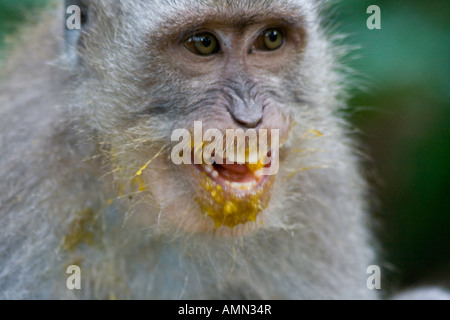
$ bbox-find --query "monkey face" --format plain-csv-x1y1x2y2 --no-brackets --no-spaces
168,22,297,231
74,1,334,237
145,21,301,235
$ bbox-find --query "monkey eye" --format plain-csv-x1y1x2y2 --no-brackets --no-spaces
252,28,285,52
184,32,220,56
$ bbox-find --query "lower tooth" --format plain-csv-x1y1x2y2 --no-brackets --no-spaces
243,181,256,189
254,169,263,178
230,181,257,190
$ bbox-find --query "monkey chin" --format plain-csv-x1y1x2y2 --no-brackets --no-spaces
184,158,276,237
124,159,275,238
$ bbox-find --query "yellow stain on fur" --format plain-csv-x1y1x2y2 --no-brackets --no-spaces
62,208,99,251
196,174,268,229
131,176,147,192
303,129,323,138
135,147,165,176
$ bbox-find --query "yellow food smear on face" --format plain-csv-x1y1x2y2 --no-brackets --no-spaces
286,165,324,180
246,159,265,173
243,147,267,174
135,147,165,176
62,208,99,251
304,129,323,138
196,174,268,229
131,176,147,192
116,182,125,197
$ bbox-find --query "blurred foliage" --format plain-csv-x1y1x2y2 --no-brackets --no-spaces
0,0,449,293
0,0,49,39
334,0,450,291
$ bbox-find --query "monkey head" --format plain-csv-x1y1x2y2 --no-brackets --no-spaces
69,1,342,237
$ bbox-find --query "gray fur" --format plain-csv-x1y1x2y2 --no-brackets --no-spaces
0,0,378,299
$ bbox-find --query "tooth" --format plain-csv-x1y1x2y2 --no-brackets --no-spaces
212,170,218,178
203,164,212,173
242,181,256,190
254,169,263,178
231,182,240,189
228,181,256,190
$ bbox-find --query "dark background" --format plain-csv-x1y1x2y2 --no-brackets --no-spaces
1,0,449,295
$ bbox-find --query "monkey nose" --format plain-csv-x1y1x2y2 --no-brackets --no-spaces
234,114,263,128
229,103,263,128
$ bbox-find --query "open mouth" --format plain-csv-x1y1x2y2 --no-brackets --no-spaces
194,154,271,192
188,149,275,230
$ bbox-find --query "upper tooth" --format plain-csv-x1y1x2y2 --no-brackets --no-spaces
246,150,259,164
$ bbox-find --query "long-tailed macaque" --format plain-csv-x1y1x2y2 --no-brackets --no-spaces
0,0,379,299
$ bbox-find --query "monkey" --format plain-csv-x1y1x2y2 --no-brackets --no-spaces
0,0,379,299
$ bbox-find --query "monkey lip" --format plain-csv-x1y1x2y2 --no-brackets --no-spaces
194,160,270,191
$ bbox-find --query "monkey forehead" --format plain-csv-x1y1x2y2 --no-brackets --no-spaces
126,0,319,34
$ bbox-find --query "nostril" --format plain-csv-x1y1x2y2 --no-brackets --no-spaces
229,103,263,128
224,88,264,128
234,116,262,128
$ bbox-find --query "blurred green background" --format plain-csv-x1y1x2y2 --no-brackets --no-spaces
0,0,449,294
333,0,450,293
